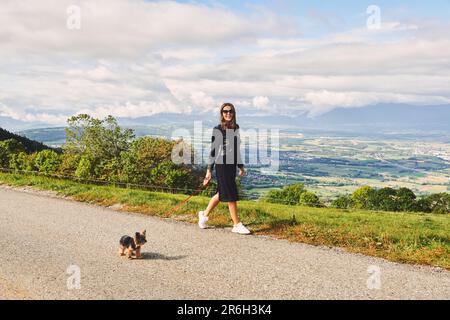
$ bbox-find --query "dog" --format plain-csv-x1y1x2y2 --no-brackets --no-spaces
119,230,147,259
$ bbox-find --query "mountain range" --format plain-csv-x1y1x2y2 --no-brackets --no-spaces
2,104,449,144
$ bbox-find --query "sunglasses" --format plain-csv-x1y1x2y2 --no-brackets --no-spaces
222,109,234,114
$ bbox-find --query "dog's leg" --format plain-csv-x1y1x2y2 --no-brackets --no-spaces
119,246,126,256
136,247,141,259
127,248,133,259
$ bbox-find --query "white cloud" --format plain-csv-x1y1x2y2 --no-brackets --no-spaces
253,96,270,109
0,1,449,127
0,103,67,125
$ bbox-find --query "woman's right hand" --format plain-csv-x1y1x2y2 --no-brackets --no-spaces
203,170,212,187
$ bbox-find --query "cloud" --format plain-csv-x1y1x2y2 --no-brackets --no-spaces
0,0,292,59
0,103,67,125
253,96,270,109
0,1,449,127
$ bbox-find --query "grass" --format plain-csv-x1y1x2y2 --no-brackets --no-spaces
0,171,449,270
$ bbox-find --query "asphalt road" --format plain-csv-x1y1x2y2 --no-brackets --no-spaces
0,186,449,300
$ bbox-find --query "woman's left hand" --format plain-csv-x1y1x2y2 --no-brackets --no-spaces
239,167,245,177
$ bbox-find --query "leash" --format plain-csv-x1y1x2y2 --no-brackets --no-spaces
163,178,211,216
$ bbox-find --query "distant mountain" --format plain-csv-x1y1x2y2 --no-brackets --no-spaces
0,127,56,153
302,104,450,133
12,104,450,145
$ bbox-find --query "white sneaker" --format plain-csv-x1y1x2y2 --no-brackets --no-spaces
232,222,251,235
198,211,209,229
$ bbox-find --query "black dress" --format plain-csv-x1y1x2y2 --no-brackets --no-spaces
208,124,244,202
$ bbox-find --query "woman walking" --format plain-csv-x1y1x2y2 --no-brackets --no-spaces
198,103,251,235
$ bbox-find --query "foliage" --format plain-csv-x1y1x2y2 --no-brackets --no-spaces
0,139,25,167
0,127,54,153
264,183,318,206
331,195,355,209
299,191,321,207
64,114,135,179
9,152,37,172
34,150,62,174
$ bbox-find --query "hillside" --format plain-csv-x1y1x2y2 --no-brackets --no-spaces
0,171,448,270
0,127,55,153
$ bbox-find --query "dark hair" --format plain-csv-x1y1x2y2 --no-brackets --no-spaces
219,103,237,130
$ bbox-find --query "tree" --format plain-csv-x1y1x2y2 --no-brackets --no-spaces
331,195,355,209
300,191,321,207
64,114,135,179
396,187,418,212
424,193,450,214
34,150,62,174
120,137,177,184
263,183,320,206
351,186,377,209
9,152,37,172
375,187,399,211
75,156,93,180
58,152,81,176
0,139,25,168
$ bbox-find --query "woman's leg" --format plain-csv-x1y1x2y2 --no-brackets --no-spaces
228,201,240,225
204,193,220,217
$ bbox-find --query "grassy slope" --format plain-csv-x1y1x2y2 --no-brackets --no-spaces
0,172,449,270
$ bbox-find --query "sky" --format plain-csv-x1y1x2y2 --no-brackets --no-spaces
0,0,449,128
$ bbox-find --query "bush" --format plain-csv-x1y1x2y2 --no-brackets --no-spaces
34,150,62,174
424,193,450,214
263,183,320,207
351,186,377,209
120,137,176,184
9,152,37,172
331,195,355,209
299,191,321,207
58,152,81,176
0,139,25,168
375,187,398,212
396,187,418,212
75,156,93,180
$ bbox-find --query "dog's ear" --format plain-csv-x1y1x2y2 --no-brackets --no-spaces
142,230,146,236
135,232,140,239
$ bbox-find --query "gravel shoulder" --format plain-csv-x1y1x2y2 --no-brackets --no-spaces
0,186,449,300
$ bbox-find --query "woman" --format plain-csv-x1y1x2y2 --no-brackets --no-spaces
198,103,251,235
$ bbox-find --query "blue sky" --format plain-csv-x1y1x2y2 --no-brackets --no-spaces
1,0,450,129
180,0,450,32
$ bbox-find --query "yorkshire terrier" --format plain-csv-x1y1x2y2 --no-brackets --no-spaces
119,230,147,259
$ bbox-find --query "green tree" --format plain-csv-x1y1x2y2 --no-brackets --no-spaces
396,187,418,212
75,156,93,180
0,139,25,168
34,150,62,174
9,152,37,172
424,193,450,214
58,152,81,176
64,114,134,179
264,183,318,206
375,187,399,211
120,137,177,184
331,195,355,209
351,186,377,209
300,191,321,207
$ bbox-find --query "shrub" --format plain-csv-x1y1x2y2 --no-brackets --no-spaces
424,193,450,214
9,152,37,172
34,150,62,174
75,156,93,180
263,183,320,207
351,186,377,209
299,191,321,207
0,139,25,168
58,152,81,176
331,195,355,209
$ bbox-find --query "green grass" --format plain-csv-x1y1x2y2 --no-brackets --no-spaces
1,172,449,270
